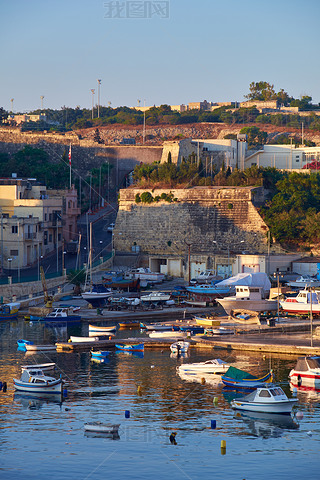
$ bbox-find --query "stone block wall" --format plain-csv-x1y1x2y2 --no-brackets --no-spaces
114,186,270,255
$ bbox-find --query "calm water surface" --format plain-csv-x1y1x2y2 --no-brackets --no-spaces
0,319,320,479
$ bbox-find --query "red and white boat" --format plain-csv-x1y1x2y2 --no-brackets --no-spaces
289,356,320,387
280,288,320,315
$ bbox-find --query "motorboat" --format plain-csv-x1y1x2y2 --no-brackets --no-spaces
280,288,320,315
21,363,56,372
81,284,113,308
231,386,298,414
178,359,230,375
289,356,320,387
13,368,63,394
217,286,278,315
17,339,33,349
130,267,165,283
286,275,320,288
115,343,144,352
148,331,187,339
170,341,190,354
222,366,273,390
44,307,81,322
191,271,222,284
89,324,117,334
140,322,179,331
69,336,99,343
84,422,120,434
186,283,234,301
140,292,171,303
25,344,57,352
206,327,235,336
0,304,19,320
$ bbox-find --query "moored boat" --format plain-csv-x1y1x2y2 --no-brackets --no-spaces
178,358,230,375
84,422,120,434
118,321,140,328
25,344,57,352
44,307,81,323
222,366,273,390
17,339,33,349
231,386,297,414
89,324,117,334
140,322,179,331
170,341,190,354
0,304,19,320
91,350,110,359
148,331,186,339
289,356,320,387
115,343,144,352
69,336,99,343
13,368,63,394
194,315,221,327
21,363,56,372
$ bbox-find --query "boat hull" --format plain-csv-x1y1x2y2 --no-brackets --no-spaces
84,423,120,434
25,344,56,352
89,325,117,333
115,343,144,352
44,314,81,322
217,298,278,315
231,399,297,414
280,301,320,315
13,378,63,394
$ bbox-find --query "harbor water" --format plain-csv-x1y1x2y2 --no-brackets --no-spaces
1,319,320,479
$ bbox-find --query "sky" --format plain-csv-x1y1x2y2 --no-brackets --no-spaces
1,0,320,112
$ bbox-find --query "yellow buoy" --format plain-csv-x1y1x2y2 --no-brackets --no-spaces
213,397,218,404
201,377,206,385
137,385,142,395
221,440,226,448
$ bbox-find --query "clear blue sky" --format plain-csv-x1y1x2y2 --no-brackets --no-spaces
2,0,320,112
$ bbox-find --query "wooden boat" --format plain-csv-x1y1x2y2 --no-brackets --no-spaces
118,321,140,328
178,359,230,375
84,422,120,434
194,315,221,327
217,286,278,315
148,331,186,339
21,363,56,372
222,366,273,390
170,341,190,354
140,322,178,331
69,336,99,343
91,350,110,359
115,343,144,352
0,304,19,320
231,386,297,414
25,344,57,352
289,356,320,387
179,325,205,334
89,324,117,333
17,339,33,348
13,368,63,394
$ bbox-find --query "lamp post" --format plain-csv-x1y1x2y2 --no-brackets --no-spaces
8,258,12,284
97,79,101,118
143,99,146,144
62,250,66,277
310,286,314,348
40,95,44,110
91,89,95,119
10,98,14,113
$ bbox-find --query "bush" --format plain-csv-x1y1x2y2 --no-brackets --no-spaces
135,193,141,203
140,191,154,204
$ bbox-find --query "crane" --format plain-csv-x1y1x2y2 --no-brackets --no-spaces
40,266,53,307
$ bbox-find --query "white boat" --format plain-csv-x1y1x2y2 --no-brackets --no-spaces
231,385,298,414
141,322,176,331
170,341,190,354
280,288,320,315
178,358,230,375
130,267,165,283
25,344,57,352
207,327,235,335
89,324,117,333
84,422,120,434
286,275,320,288
81,290,113,308
13,368,63,394
191,271,222,284
289,356,320,387
44,307,81,322
217,286,278,315
21,363,56,372
140,292,171,303
148,331,187,339
69,336,99,343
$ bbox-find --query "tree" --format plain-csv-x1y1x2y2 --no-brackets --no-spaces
245,81,276,101
67,269,86,295
240,126,268,147
0,107,8,123
93,128,103,144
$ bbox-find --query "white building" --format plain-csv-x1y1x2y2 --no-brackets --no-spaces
245,144,320,170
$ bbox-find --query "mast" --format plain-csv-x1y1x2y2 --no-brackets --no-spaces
89,222,93,291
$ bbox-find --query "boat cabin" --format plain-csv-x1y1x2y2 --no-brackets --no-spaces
292,290,320,304
242,386,288,403
294,356,320,372
235,286,265,300
20,369,48,383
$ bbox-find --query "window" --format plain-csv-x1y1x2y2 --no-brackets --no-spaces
10,250,18,256
49,213,52,222
11,226,18,234
58,233,61,241
44,213,47,221
258,390,271,398
49,234,52,243
44,231,48,245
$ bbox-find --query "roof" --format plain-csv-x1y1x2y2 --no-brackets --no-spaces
292,257,320,264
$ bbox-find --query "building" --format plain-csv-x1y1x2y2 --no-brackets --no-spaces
6,113,47,125
245,145,320,170
50,185,81,243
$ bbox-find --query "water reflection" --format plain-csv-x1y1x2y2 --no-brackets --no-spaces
290,381,320,403
84,431,120,440
13,392,63,409
178,371,223,387
234,410,299,438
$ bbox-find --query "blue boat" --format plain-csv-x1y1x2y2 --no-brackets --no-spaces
0,304,18,321
17,339,33,349
91,350,110,359
115,343,144,352
222,366,274,390
179,325,205,334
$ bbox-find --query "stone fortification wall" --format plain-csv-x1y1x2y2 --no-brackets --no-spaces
114,186,270,255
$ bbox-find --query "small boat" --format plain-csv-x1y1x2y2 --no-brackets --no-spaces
130,267,165,283
0,304,19,320
115,343,144,352
222,366,273,390
89,324,117,333
21,363,56,372
280,288,320,315
286,275,320,288
231,385,298,414
140,322,178,331
44,307,81,323
148,331,187,339
289,356,320,387
13,368,63,394
217,286,278,315
91,351,110,359
179,325,205,334
118,321,140,328
205,327,235,336
69,336,99,343
194,315,221,327
84,422,120,434
17,339,34,349
140,292,171,303
178,359,230,375
82,285,113,308
170,341,190,354
25,344,57,352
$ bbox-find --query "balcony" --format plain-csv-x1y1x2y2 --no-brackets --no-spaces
24,233,37,241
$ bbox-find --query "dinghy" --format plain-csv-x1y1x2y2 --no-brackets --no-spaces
84,422,120,434
231,386,297,414
13,368,63,394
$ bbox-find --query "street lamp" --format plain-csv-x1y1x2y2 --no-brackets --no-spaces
97,79,101,118
91,89,95,119
40,95,44,110
8,258,12,284
10,98,14,113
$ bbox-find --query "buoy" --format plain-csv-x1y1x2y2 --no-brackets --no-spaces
296,411,304,420
2,382,7,393
137,385,142,395
211,420,216,429
151,365,155,369
63,389,68,397
170,432,177,444
221,439,226,454
109,336,112,340
213,397,218,404
201,377,206,385
307,431,313,436
292,387,298,396
125,410,130,418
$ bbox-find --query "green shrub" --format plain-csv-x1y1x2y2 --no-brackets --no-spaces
140,191,154,204
135,193,141,203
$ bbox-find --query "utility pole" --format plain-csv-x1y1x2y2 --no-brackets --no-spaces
91,89,95,119
97,79,101,118
143,99,146,144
